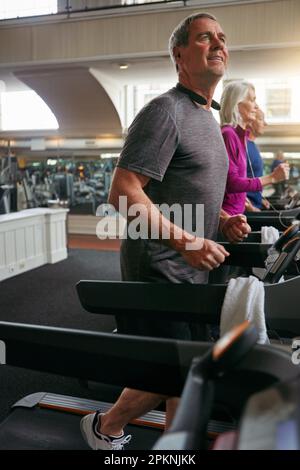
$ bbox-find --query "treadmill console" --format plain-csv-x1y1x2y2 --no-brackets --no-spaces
263,235,300,283
259,223,300,283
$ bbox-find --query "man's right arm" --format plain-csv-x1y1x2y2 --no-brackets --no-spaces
108,167,229,270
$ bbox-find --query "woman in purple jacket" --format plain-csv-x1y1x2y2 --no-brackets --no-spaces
220,81,289,216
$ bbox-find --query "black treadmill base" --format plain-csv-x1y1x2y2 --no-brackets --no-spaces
0,408,161,450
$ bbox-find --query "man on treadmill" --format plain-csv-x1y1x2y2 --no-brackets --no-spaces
80,11,250,450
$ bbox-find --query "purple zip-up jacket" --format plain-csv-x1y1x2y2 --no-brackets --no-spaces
222,125,262,215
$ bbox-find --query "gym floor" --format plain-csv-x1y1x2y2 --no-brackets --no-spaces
68,234,121,252
0,238,122,423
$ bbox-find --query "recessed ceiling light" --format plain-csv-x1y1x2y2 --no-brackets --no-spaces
119,64,129,70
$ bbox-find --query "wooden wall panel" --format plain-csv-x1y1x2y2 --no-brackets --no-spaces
0,0,299,66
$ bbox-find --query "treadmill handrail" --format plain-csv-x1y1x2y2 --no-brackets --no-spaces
0,320,206,396
0,321,297,395
245,207,300,218
76,277,300,333
76,280,226,322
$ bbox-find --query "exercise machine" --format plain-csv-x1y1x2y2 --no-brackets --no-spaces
155,322,300,450
154,321,257,450
245,207,300,231
0,321,297,450
76,226,300,337
213,222,300,285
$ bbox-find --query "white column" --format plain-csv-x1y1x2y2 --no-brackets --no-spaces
44,209,69,264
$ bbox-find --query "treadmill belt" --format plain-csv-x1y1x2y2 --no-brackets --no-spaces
0,393,236,449
0,408,162,450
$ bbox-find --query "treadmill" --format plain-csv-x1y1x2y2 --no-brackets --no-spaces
1,222,299,449
155,324,300,450
245,207,300,231
76,271,300,338
218,231,271,268
0,321,298,450
214,221,300,283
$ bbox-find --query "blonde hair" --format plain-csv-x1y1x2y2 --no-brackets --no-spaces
220,81,255,127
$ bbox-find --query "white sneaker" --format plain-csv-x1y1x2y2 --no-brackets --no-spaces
80,411,132,450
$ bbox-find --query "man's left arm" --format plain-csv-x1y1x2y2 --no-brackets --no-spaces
219,209,251,243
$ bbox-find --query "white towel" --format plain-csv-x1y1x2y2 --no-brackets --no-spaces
220,275,270,345
252,226,280,279
261,226,280,244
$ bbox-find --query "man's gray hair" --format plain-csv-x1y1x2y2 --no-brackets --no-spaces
220,81,255,127
169,12,217,68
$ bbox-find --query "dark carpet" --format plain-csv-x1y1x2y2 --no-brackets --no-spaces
0,248,120,331
0,248,122,425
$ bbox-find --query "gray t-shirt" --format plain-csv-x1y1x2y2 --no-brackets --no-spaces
117,86,229,284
